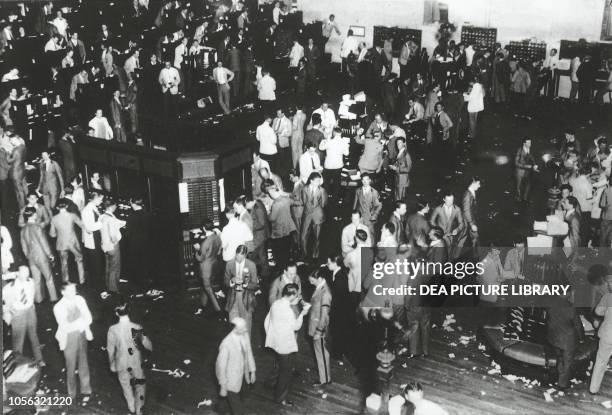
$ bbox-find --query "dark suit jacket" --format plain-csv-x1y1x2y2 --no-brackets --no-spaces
251,199,269,248
430,204,464,237
224,259,259,313
462,190,477,227
405,213,430,245
68,39,87,64
353,187,382,224
546,297,581,350
566,211,581,248
388,213,406,245
110,98,124,127
269,194,296,238
301,186,328,224
58,138,76,181
304,128,325,150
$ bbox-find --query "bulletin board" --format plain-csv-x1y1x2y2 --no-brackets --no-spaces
460,25,497,49
373,26,422,56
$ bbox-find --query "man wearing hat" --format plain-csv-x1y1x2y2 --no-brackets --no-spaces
216,317,256,414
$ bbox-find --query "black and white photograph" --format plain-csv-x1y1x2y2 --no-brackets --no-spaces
1,0,612,414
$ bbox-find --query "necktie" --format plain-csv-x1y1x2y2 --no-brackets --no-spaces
311,156,316,169
20,287,27,306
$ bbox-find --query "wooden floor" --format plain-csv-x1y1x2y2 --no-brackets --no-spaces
5,281,612,415
4,67,612,415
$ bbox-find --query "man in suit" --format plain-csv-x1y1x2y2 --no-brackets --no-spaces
515,137,538,202
304,38,321,93
289,172,304,252
107,303,153,415
365,113,388,139
462,177,481,254
267,184,296,270
308,270,332,386
326,255,353,359
546,290,581,390
430,191,465,260
224,245,259,335
273,108,293,180
50,201,84,284
353,173,382,240
18,192,51,228
388,201,407,245
7,133,28,209
405,200,430,248
389,137,412,200
125,78,139,138
564,196,582,254
110,90,127,143
268,262,302,306
301,172,327,260
68,32,86,64
249,197,270,279
53,282,92,402
195,220,222,315
100,199,126,293
2,266,45,365
37,151,64,211
21,207,57,303
57,130,76,184
216,317,256,415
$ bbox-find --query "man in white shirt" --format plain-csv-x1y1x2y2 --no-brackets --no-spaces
216,317,256,415
299,144,322,184
3,266,44,365
321,14,340,49
264,283,311,406
81,191,104,283
174,37,188,69
158,61,180,95
312,103,336,139
341,210,371,256
543,48,559,98
340,29,359,63
465,43,475,67
465,78,484,140
319,127,349,210
52,11,68,39
569,55,581,101
220,209,253,262
256,115,278,171
124,49,140,76
273,108,292,177
53,282,93,401
212,61,235,115
88,109,113,140
257,70,276,112
100,199,126,293
288,39,304,73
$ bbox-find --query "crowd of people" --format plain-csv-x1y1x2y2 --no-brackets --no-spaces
2,1,612,414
